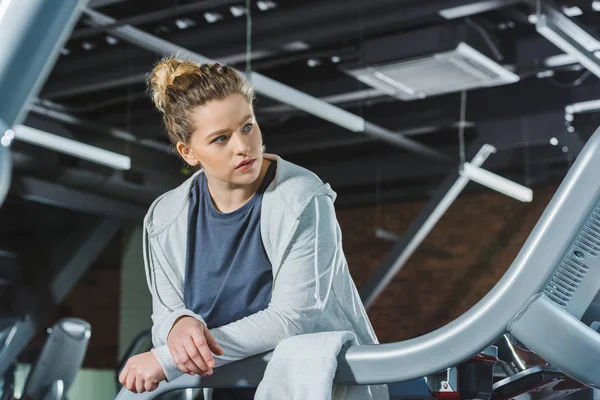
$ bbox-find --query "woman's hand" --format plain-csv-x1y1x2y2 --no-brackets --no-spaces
119,351,166,393
167,316,224,376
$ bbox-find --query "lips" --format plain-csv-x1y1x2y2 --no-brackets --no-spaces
236,158,255,169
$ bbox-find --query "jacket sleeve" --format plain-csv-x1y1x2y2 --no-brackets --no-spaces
143,217,206,382
209,194,339,367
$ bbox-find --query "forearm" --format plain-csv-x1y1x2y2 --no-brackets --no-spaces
210,305,319,367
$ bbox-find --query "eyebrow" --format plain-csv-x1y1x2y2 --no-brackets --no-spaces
206,114,253,139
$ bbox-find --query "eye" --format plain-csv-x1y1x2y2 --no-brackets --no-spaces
242,123,254,133
213,135,228,144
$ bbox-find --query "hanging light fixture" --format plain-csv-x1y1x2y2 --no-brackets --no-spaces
13,125,131,170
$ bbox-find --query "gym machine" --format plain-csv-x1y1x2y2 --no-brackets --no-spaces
114,125,600,399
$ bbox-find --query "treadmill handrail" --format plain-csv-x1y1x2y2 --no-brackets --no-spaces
0,123,11,209
115,128,600,399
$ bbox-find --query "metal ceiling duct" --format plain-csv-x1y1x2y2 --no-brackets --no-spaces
536,2,600,79
342,22,519,101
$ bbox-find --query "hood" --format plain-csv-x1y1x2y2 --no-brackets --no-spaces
144,154,337,236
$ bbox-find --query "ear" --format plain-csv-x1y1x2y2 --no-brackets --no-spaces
176,142,200,166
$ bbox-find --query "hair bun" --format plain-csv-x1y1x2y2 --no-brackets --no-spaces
148,57,196,113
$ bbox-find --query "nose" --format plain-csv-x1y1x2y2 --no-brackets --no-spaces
232,132,251,154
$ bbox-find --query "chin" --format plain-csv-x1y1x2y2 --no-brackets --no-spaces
233,166,261,184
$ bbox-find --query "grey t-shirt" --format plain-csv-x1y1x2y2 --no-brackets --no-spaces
184,162,276,329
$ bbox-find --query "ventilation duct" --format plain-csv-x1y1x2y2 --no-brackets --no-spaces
342,23,519,101
536,2,600,79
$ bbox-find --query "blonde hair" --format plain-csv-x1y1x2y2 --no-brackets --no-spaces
147,57,255,146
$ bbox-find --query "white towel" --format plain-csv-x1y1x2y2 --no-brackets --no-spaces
255,331,356,400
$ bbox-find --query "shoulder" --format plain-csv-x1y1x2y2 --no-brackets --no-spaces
266,154,337,218
144,170,202,235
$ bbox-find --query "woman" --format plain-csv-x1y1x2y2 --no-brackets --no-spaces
119,57,388,400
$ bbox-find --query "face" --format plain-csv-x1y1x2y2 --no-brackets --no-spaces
176,94,264,188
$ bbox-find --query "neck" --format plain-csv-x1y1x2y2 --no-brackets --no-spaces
206,159,271,213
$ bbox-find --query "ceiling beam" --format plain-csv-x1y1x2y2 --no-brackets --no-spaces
74,0,241,40
10,174,149,220
88,0,128,8
80,8,451,162
46,0,491,86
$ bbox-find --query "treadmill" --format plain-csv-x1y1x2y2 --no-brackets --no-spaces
114,104,600,399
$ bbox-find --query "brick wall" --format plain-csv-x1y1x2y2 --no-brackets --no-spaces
337,184,558,345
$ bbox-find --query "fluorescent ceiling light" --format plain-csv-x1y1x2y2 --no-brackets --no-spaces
593,1,600,12
565,99,600,114
461,162,533,202
562,6,583,17
307,58,321,67
229,5,246,17
536,70,555,78
217,49,272,64
105,35,118,45
203,12,222,24
175,18,196,30
536,6,600,79
281,41,310,51
375,228,400,242
439,0,517,19
257,1,276,11
81,41,95,51
14,125,131,170
544,53,578,67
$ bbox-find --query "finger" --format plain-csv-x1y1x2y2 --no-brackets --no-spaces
145,380,159,392
204,330,224,356
169,347,179,365
119,363,130,385
126,372,136,393
135,376,145,394
175,345,192,373
177,362,190,374
184,337,208,373
184,359,203,376
194,333,215,367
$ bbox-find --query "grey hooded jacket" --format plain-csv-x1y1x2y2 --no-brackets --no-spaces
143,154,389,399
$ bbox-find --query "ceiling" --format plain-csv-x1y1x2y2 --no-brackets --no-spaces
7,0,600,222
